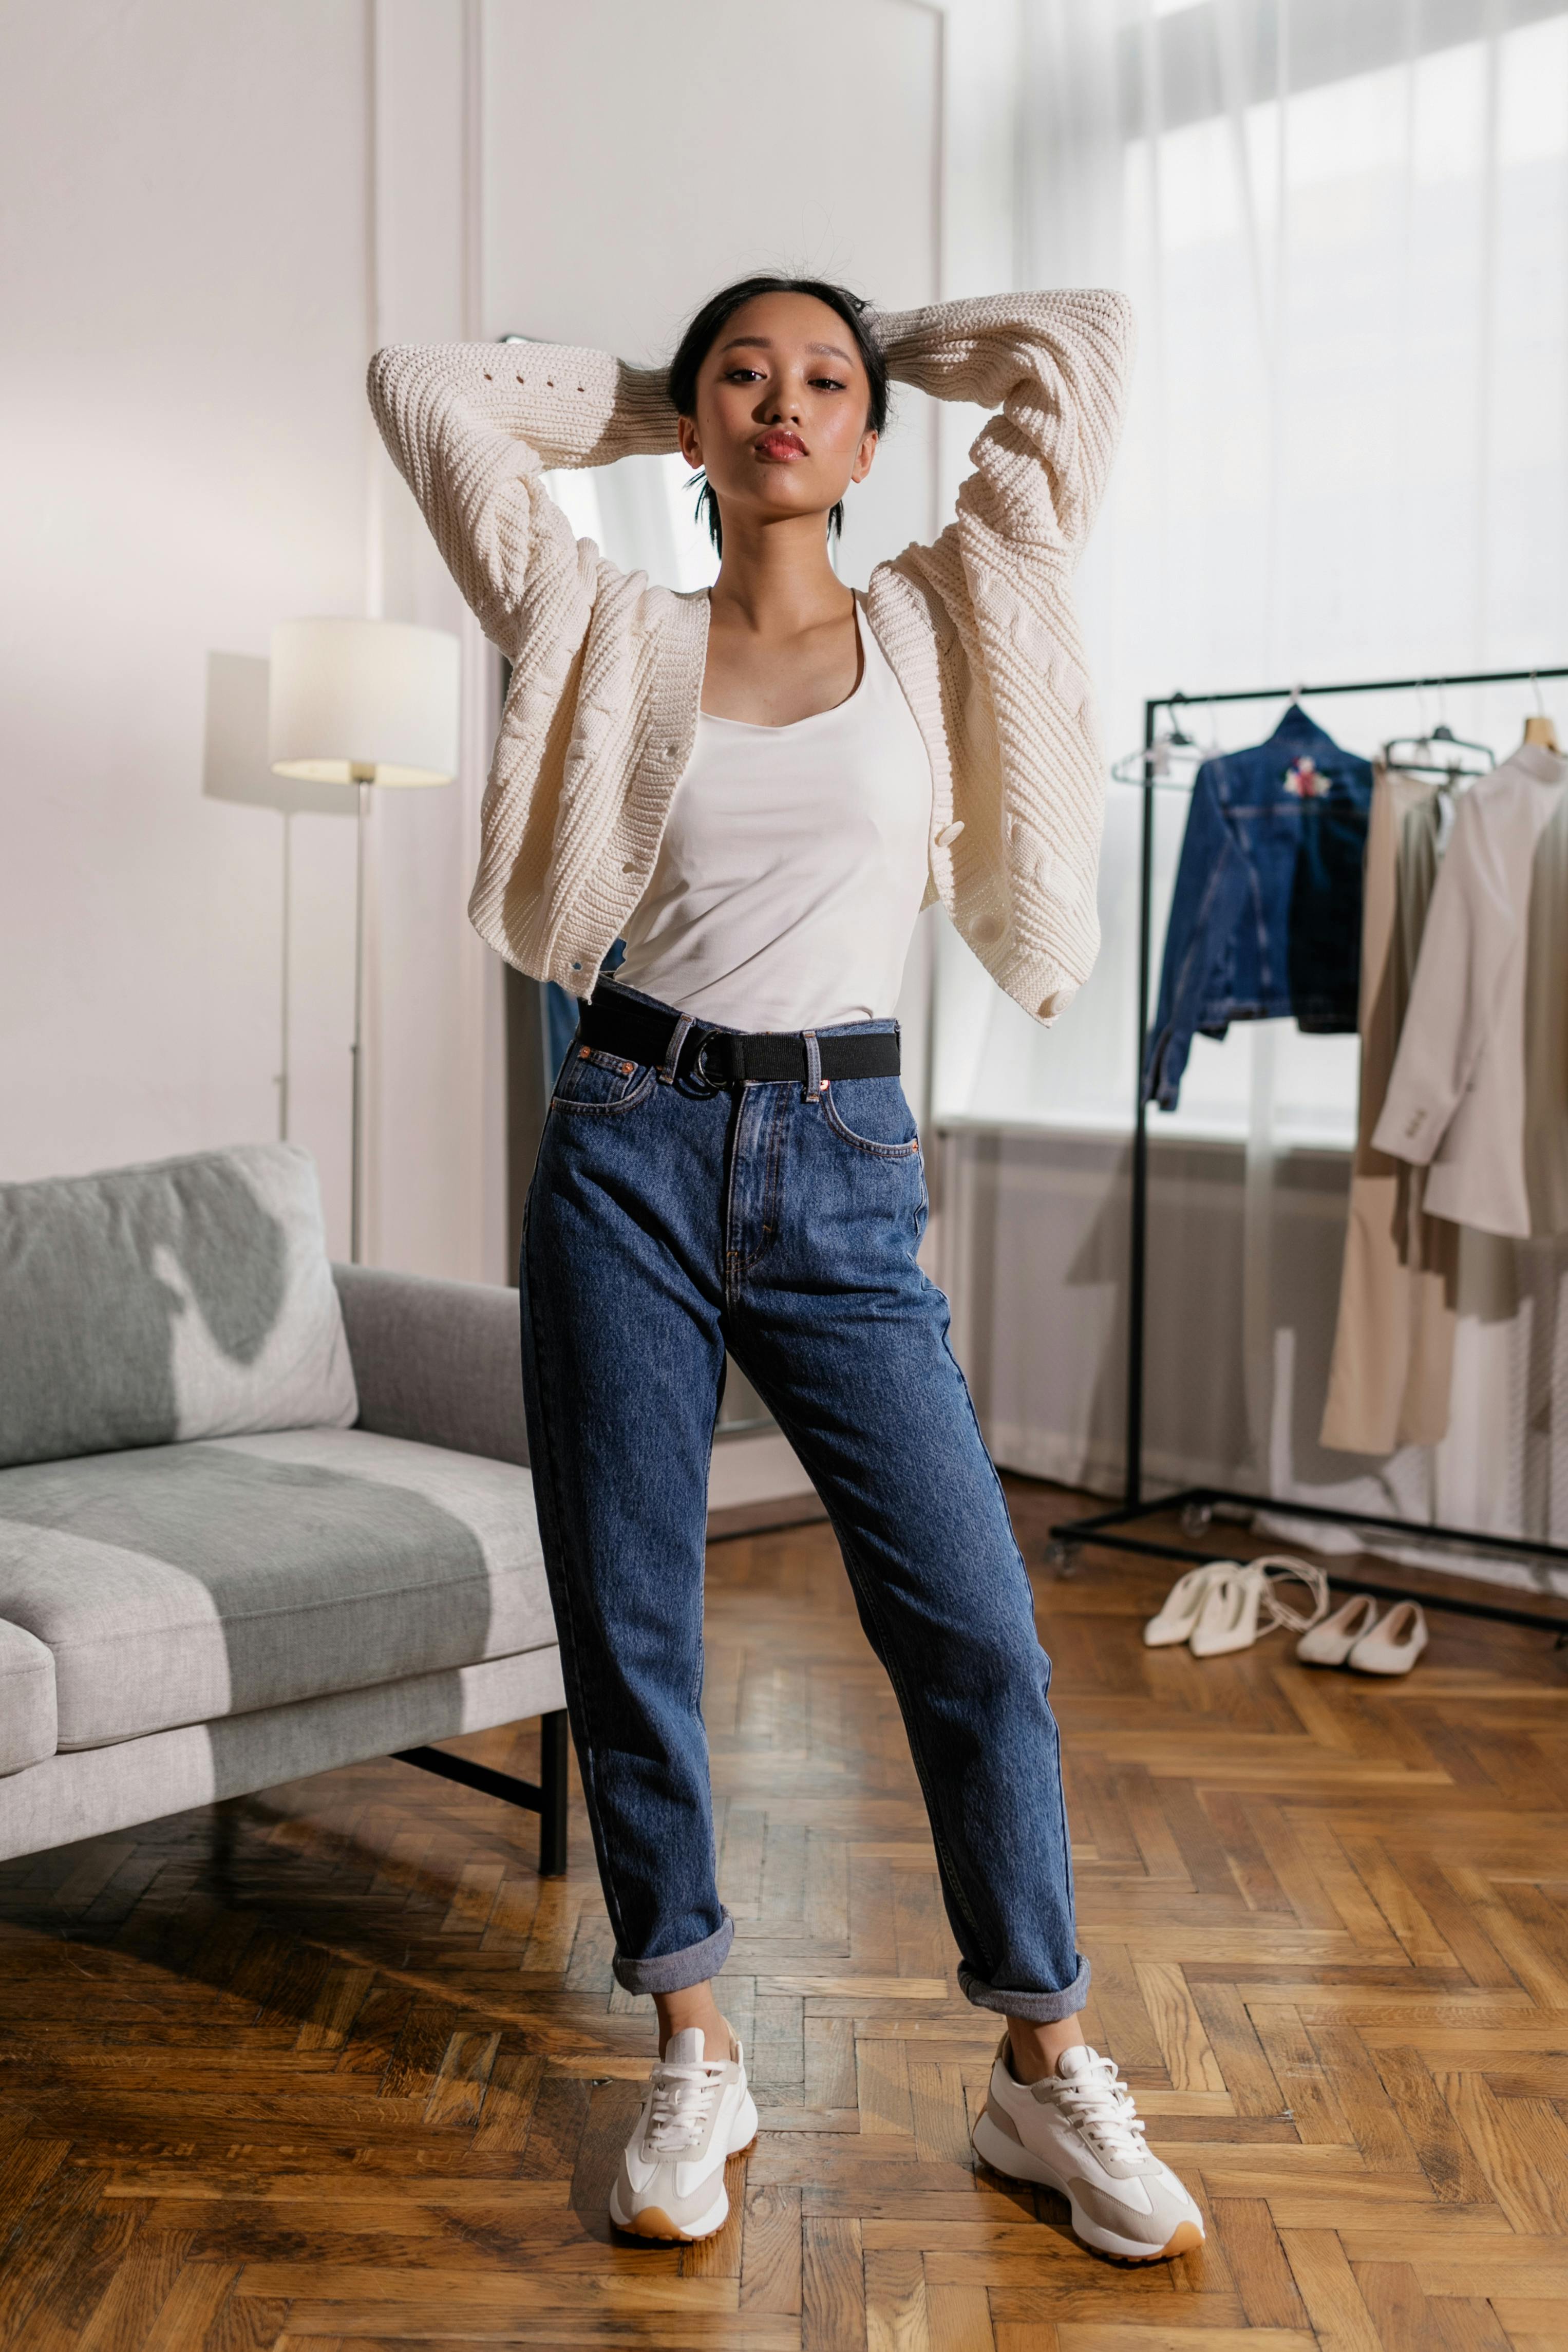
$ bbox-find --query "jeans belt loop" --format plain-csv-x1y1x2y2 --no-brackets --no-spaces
658,1012,695,1086
802,1029,823,1102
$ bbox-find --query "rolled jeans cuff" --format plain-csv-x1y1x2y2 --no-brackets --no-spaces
957,1952,1091,2023
612,1909,735,1997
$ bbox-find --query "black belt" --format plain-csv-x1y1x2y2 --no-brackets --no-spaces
579,984,900,1085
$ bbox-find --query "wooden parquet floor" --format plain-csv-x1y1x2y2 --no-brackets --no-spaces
3,1479,1568,2351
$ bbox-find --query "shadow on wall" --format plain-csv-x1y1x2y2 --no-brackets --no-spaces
202,650,353,818
202,650,355,1146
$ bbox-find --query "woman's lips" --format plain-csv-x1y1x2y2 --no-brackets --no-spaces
754,431,807,460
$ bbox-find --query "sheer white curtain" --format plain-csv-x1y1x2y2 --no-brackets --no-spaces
933,0,1568,1560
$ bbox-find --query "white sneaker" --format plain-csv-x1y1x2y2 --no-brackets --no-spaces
971,2038,1204,2263
609,2027,759,2242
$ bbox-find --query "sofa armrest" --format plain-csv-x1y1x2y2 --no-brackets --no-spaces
331,1266,527,1467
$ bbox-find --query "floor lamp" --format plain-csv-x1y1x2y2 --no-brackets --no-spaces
268,617,461,1263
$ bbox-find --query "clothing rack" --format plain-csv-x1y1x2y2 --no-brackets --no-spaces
1049,662,1568,1638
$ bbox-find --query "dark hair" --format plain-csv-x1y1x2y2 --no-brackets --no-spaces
667,275,889,556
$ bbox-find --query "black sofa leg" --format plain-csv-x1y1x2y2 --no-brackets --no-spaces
394,1707,570,1878
538,1708,569,1879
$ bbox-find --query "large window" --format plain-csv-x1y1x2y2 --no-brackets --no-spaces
933,2,1568,1144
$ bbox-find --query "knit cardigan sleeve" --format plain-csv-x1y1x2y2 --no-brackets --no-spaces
875,290,1132,557
366,342,681,657
866,290,1135,1017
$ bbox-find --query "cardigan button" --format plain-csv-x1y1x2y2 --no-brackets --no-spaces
935,821,965,848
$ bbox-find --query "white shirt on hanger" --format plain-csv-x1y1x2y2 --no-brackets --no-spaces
1373,740,1568,1236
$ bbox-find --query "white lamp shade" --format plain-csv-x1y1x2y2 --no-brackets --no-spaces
268,617,460,786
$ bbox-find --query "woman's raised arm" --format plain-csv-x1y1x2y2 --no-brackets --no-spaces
367,340,680,657
871,290,1134,565
863,291,1134,1019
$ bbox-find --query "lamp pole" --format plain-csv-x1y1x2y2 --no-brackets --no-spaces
267,618,461,1269
350,765,373,1264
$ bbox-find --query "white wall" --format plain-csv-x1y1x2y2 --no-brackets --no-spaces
482,0,943,590
2,0,964,1286
3,2,371,1229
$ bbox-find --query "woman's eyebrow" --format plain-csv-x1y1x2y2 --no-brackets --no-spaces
717,334,855,365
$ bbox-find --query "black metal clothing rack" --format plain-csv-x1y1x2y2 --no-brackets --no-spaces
1050,662,1568,1635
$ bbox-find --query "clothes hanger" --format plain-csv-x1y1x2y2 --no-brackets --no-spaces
1382,720,1495,781
1110,728,1202,785
1109,696,1222,786
1522,671,1562,753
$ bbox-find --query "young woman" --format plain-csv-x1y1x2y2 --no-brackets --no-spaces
370,276,1203,2263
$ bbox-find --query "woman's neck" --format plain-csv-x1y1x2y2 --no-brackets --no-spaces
708,511,853,639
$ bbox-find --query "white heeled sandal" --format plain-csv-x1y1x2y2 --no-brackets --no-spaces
1187,1554,1330,1659
1347,1598,1428,1676
1296,1592,1381,1666
1143,1561,1235,1647
1188,1563,1268,1656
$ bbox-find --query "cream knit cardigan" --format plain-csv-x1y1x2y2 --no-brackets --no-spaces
368,289,1132,1023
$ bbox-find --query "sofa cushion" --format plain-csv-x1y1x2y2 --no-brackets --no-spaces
0,1144,357,1470
0,1620,56,1774
0,1427,551,1751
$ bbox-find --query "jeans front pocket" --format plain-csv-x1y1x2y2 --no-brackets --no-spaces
821,1076,922,1159
551,1046,657,1115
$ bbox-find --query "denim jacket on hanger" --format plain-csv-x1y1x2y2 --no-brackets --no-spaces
1142,705,1372,1110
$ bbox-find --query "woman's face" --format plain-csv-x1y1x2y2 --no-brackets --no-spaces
677,291,878,541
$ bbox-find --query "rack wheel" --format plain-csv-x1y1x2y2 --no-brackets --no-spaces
1180,1502,1214,1536
1045,1540,1082,1578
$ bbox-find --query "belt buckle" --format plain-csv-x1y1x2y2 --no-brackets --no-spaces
691,1029,725,1090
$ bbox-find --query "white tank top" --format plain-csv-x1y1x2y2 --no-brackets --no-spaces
615,599,933,1031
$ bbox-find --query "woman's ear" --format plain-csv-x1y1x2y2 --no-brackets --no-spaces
677,415,702,468
852,428,879,486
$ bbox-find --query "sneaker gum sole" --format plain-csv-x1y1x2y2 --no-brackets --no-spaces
971,2110,1203,2265
612,2191,727,2242
609,2127,760,2244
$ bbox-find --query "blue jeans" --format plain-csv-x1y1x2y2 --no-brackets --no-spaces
519,982,1088,2022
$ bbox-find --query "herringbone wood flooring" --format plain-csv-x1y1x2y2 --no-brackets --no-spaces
3,1479,1567,2351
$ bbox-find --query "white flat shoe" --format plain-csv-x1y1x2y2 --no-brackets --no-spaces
1296,1592,1380,1666
1348,1599,1428,1676
1143,1561,1235,1647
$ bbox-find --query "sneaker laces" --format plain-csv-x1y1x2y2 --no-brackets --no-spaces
1047,2052,1150,2165
646,2055,724,2155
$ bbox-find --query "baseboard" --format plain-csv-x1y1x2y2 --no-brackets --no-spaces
706,1491,830,1544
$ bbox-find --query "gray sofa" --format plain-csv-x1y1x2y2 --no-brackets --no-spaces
0,1143,568,1873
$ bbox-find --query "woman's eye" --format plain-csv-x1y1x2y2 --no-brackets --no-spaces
811,376,847,392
